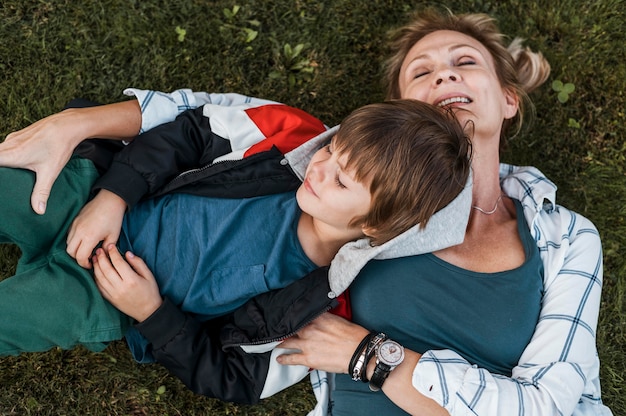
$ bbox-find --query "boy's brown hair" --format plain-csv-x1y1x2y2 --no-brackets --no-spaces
334,99,471,246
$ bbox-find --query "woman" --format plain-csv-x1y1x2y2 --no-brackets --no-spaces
277,9,610,416
0,8,610,416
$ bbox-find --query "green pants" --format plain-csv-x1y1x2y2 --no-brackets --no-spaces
0,157,130,355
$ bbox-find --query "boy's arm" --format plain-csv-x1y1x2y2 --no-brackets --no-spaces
93,106,222,208
91,242,272,404
135,299,270,404
94,102,327,209
134,267,335,404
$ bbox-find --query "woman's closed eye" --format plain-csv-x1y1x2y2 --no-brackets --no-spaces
413,70,430,79
457,57,476,66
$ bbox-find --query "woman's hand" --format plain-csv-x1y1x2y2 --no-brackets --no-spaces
92,244,163,322
278,312,448,415
277,312,370,374
0,100,141,215
67,189,128,269
0,108,88,214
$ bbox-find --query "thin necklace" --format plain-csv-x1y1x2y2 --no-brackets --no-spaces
472,194,503,215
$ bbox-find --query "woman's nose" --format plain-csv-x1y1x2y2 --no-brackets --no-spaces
436,74,458,84
435,68,460,85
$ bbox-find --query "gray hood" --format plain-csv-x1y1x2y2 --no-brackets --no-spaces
284,126,472,296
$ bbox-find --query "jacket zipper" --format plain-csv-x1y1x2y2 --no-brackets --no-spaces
223,302,336,349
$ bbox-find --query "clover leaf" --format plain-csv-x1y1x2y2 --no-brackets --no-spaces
552,80,575,103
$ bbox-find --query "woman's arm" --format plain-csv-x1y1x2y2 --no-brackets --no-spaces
277,313,449,416
0,88,270,215
123,88,278,133
0,100,141,214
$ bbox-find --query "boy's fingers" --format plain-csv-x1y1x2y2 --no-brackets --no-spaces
92,255,110,293
105,244,131,275
94,247,120,281
77,242,94,269
124,251,152,278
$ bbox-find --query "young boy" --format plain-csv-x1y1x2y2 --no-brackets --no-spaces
0,99,471,402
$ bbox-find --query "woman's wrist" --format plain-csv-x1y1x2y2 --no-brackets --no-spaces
349,334,407,392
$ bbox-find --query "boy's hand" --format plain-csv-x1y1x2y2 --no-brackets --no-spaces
67,189,127,268
92,244,163,322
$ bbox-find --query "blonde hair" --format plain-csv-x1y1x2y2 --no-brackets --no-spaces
334,99,472,245
382,9,551,150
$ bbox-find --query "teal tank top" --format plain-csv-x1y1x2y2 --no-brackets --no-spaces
331,199,543,415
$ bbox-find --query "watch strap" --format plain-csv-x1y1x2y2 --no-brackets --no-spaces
368,339,404,392
368,360,391,391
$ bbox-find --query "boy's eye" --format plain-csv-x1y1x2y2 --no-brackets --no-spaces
413,70,429,79
335,175,346,189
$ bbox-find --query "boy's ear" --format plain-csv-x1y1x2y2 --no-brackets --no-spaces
361,225,376,239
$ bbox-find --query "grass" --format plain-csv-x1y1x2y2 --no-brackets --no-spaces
1,0,625,414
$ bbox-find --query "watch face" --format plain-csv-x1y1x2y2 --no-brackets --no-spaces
379,340,404,366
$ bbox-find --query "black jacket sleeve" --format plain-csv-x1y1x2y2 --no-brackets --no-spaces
93,107,231,208
134,267,337,404
135,298,271,404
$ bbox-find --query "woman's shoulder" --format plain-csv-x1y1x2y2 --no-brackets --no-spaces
500,163,599,238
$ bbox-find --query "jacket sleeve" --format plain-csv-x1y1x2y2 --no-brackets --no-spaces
135,298,271,404
410,210,608,415
92,106,234,208
93,101,327,208
123,88,279,133
134,267,336,405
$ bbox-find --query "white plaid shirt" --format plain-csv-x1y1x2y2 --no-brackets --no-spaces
128,88,612,416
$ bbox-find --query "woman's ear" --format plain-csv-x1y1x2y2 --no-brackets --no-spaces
503,88,520,120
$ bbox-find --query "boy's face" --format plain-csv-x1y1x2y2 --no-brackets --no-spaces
296,138,371,236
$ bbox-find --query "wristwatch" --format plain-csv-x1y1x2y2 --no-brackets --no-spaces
368,339,404,391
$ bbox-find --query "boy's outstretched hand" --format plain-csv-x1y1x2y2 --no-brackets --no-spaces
92,244,163,322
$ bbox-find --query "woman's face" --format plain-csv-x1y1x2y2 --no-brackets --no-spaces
397,30,518,141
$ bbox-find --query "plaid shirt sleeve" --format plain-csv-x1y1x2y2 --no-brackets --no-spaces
410,166,611,416
121,88,278,133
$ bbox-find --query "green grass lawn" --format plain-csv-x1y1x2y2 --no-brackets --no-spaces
1,0,625,414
